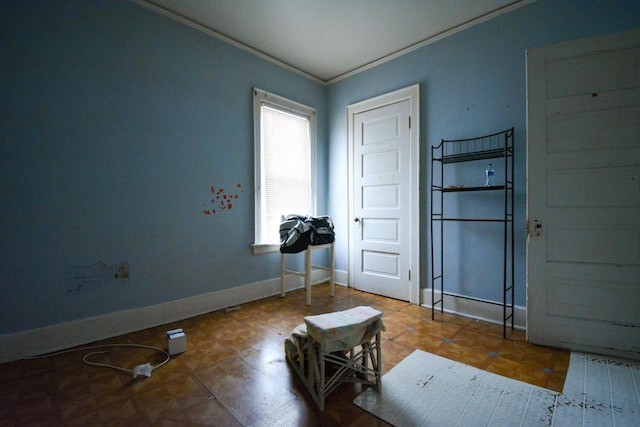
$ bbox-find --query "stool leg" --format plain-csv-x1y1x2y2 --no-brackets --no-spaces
280,253,286,297
319,342,326,411
329,243,335,297
305,247,312,305
375,331,382,392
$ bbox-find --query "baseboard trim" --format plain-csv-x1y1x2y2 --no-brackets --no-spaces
421,289,526,330
2,273,525,363
0,271,349,364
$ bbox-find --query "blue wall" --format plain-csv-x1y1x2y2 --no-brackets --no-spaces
327,0,640,307
1,0,638,335
0,0,326,333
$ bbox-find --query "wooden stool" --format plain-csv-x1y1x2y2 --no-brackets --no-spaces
284,306,384,410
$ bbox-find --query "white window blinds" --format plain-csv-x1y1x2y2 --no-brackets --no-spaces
260,104,312,244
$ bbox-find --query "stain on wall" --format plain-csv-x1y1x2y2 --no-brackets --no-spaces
203,183,243,215
64,261,130,292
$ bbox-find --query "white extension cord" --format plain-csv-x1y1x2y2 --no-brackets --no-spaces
32,343,170,379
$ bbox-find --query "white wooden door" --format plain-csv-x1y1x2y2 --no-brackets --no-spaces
526,29,640,358
348,85,419,303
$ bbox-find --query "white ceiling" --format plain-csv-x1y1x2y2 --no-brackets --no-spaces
134,0,531,83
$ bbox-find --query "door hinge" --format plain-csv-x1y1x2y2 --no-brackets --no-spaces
408,269,411,280
408,116,411,129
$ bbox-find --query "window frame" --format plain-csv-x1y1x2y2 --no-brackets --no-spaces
252,88,317,255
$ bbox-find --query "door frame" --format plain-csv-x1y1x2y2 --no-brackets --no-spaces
347,84,420,304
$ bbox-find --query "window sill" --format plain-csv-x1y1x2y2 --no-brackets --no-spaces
252,243,280,255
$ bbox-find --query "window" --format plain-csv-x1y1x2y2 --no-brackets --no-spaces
253,88,316,254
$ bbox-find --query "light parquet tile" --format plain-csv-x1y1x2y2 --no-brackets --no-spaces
0,284,575,426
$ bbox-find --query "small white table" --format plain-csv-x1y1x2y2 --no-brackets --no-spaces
280,242,334,305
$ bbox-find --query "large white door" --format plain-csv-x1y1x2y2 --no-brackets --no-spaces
348,85,420,303
526,29,640,359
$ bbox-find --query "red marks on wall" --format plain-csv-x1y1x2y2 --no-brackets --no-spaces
203,183,243,215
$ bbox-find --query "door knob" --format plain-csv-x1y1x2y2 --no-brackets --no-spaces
354,217,360,222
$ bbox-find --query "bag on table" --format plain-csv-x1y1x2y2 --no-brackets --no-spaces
279,215,334,253
279,215,312,253
308,215,335,245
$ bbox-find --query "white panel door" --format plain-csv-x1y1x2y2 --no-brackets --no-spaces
526,29,640,358
353,100,411,300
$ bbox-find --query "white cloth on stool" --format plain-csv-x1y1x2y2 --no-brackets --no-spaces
303,306,384,353
284,323,308,363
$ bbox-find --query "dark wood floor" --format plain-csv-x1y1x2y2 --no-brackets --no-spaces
0,284,569,426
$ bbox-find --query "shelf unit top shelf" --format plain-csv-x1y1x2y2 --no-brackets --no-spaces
437,148,508,164
433,127,514,164
438,185,506,192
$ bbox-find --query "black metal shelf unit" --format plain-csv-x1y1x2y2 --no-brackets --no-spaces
430,128,515,338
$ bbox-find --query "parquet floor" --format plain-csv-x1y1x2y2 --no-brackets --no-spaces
0,284,570,426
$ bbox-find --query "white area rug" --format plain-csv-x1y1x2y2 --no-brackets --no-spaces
353,349,640,427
